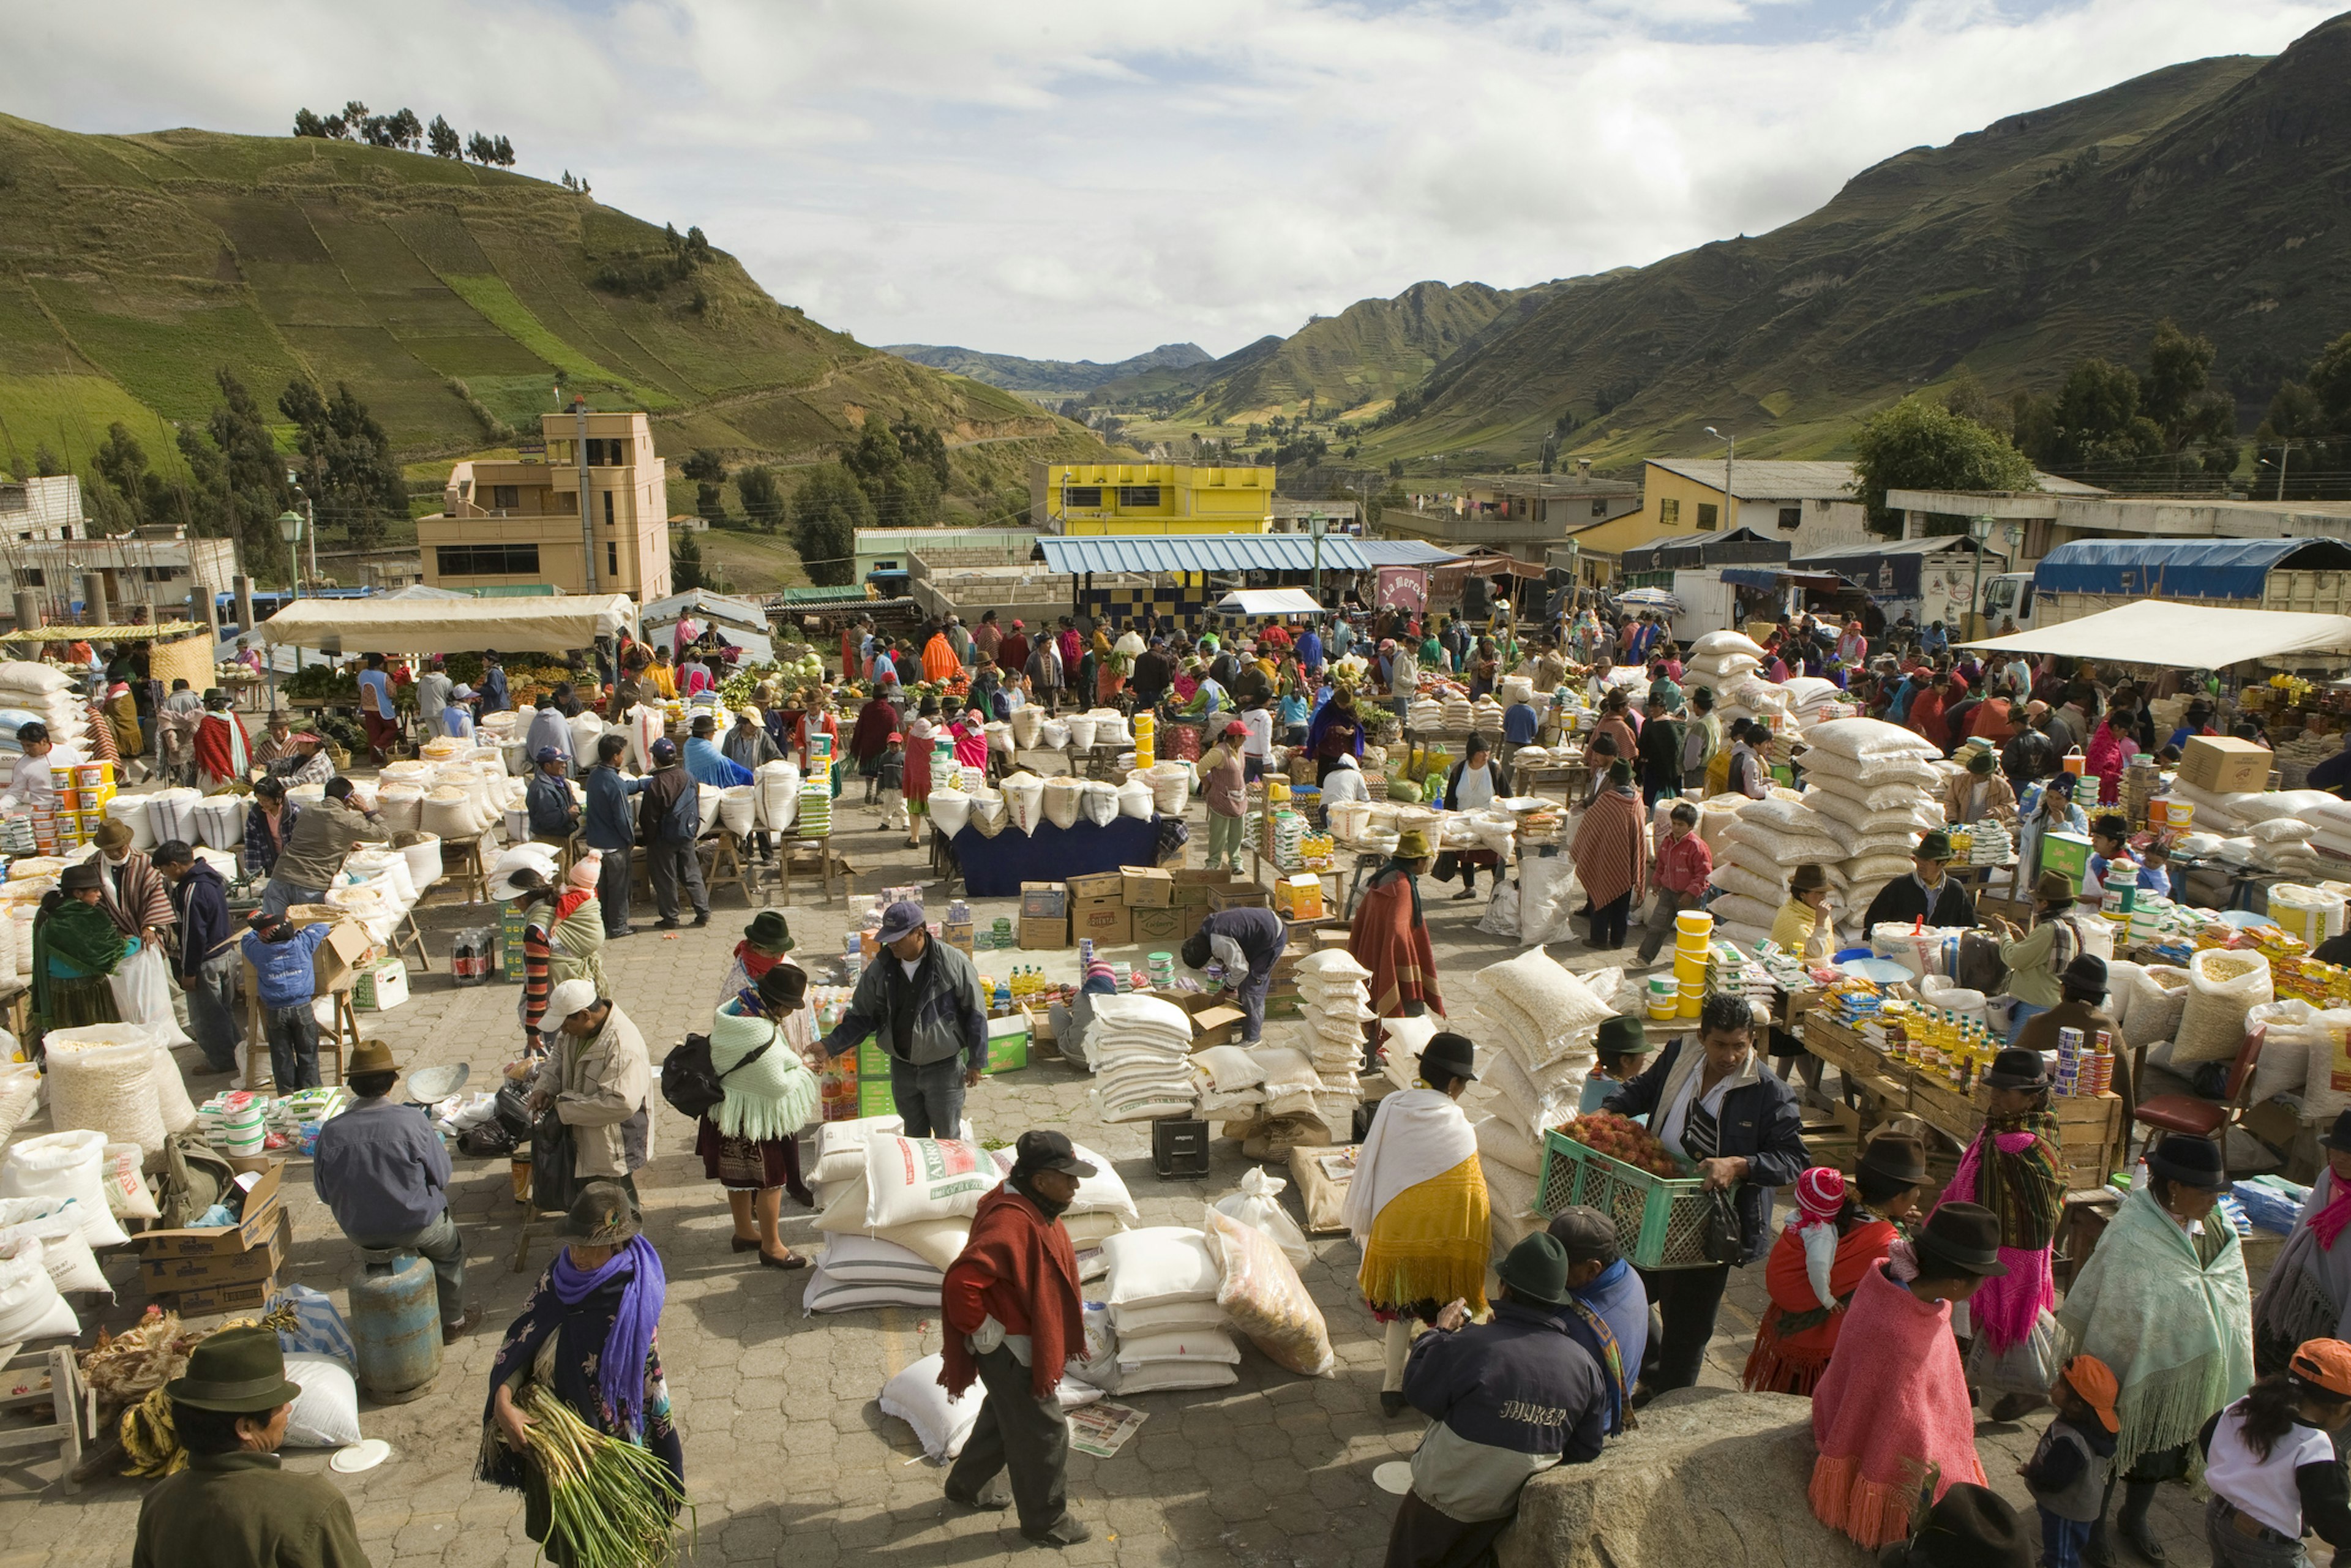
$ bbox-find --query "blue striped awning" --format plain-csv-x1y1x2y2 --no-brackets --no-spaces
1038,535,1371,576
1353,539,1464,566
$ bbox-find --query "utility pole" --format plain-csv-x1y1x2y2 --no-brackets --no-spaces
574,396,599,595
1706,426,1735,532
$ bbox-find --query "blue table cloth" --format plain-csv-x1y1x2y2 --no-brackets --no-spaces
949,816,1163,896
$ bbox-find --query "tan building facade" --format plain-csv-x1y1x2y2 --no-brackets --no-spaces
421,411,672,599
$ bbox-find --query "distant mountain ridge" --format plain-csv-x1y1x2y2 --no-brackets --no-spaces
1362,13,2351,465
883,341,1212,394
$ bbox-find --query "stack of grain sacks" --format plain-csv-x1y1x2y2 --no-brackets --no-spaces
1705,793,1849,949
1793,718,1949,934
1463,948,1619,1250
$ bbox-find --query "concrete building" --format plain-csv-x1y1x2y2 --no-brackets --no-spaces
0,477,238,623
1378,473,1646,585
1030,460,1275,535
1886,487,2351,566
1633,460,1875,555
853,527,1040,586
421,411,671,599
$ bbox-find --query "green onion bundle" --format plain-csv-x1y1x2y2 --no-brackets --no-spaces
519,1385,693,1568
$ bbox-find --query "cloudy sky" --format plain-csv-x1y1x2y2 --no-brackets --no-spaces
11,1,2339,362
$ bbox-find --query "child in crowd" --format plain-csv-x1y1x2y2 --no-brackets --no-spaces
1789,1167,1848,1315
877,731,907,833
2020,1354,2119,1568
1277,685,1310,748
1578,1014,1651,1116
2135,836,2172,900
1237,696,1273,784
241,911,333,1090
1635,801,1712,964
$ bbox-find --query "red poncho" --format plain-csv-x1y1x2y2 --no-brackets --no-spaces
1571,787,1649,909
940,1185,1084,1400
1742,1215,1900,1396
1349,869,1443,1024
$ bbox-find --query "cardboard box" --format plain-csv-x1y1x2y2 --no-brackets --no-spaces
1169,868,1233,912
1274,874,1325,921
131,1162,285,1258
1190,1005,1246,1049
1066,871,1125,902
160,1276,277,1317
2180,735,2271,795
2040,830,2092,891
141,1209,291,1293
1020,882,1069,920
854,1038,895,1117
1121,868,1174,908
312,920,375,996
1209,883,1272,912
1131,905,1188,945
353,958,409,1011
1018,914,1071,950
942,919,976,960
1070,895,1132,946
1314,926,1353,951
984,1013,1031,1075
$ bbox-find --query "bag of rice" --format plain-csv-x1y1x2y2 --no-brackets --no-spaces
1204,1206,1335,1376
1477,948,1612,1062
2175,949,2272,1064
1102,1226,1221,1309
863,1136,999,1229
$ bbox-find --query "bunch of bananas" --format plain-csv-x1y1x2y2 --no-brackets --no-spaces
120,1387,185,1477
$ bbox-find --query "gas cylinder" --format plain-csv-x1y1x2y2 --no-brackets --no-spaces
350,1247,443,1403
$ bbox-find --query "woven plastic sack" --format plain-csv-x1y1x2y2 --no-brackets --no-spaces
144,787,201,845
1041,778,1084,830
2120,965,2191,1051
864,1136,997,1229
1000,773,1045,835
1689,630,1768,661
1147,762,1192,816
1079,781,1120,827
1204,1206,1333,1376
1065,714,1098,749
2300,1012,2351,1125
2246,1000,2324,1105
718,786,757,835
966,789,1005,838
1117,776,1155,820
929,787,972,836
375,784,424,835
753,760,800,831
2175,948,2272,1064
0,1063,39,1146
1801,718,1941,761
1478,948,1611,1061
2,1209,107,1293
0,1237,76,1342
1010,707,1044,749
40,1032,165,1153
1040,719,1070,749
0,1131,128,1247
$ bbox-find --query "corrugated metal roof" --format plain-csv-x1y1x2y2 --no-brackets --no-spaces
1038,535,1370,574
771,585,877,604
1791,536,1991,562
1353,539,1463,566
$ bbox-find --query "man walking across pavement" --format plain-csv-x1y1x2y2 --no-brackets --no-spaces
636,737,709,929
311,1040,479,1342
817,899,988,1138
153,839,241,1077
530,978,654,1207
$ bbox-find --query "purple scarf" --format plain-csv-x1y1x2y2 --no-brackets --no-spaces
553,1235,666,1435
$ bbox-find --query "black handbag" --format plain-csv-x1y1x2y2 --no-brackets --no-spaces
1700,1185,1745,1266
530,1106,579,1217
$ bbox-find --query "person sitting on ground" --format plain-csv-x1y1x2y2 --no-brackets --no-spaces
312,1039,479,1343
1381,1232,1610,1568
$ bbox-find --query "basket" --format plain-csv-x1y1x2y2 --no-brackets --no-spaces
1536,1128,1717,1270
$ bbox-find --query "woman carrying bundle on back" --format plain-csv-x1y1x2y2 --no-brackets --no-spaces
1938,1047,2068,1423
1743,1135,1927,1397
31,861,128,1048
697,963,821,1258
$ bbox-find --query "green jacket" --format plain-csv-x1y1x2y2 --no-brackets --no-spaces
132,1450,370,1568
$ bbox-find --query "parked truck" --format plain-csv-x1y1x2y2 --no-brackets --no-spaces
1982,537,2351,632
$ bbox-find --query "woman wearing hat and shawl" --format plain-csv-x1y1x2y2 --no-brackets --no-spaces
849,689,897,798
497,856,607,1052
31,861,129,1045
2254,1112,2351,1378
1809,1202,2006,1548
1346,1033,1490,1420
1349,828,1444,1040
1989,874,2098,1045
1743,1133,1929,1397
699,963,821,1260
716,910,799,1007
132,1326,369,1568
1940,1046,2068,1421
1572,760,1648,950
192,689,253,789
1771,863,1839,965
1305,681,1365,784
2060,1133,2253,1564
484,1181,684,1562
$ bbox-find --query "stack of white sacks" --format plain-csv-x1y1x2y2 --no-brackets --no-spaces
1296,951,1375,1130
0,661,89,761
1678,631,1765,703
1704,792,1849,948
1792,718,1950,931
806,1117,1136,1314
1082,994,1200,1123
1464,948,1619,1248
1089,1226,1240,1393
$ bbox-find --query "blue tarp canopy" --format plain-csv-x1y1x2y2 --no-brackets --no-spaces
2031,538,2351,601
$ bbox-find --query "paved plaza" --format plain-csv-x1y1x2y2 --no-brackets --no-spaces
3,790,2224,1565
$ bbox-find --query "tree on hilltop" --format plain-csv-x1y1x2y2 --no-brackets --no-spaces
792,468,874,586
1850,391,2036,536
428,114,460,158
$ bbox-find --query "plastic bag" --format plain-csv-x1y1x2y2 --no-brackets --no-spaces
1476,882,1520,939
1203,1206,1334,1376
108,944,190,1045
1964,1308,2067,1396
269,1284,359,1371
1212,1167,1312,1269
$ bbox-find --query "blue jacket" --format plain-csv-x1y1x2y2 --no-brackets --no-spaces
1403,1300,1609,1521
1503,703,1540,745
526,771,579,838
1553,1258,1648,1435
1294,629,1322,672
479,665,509,713
168,860,236,978
684,737,752,789
582,764,646,852
242,923,332,1010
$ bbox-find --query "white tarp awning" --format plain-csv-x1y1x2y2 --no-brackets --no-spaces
1959,599,2351,667
1213,588,1324,617
258,595,637,655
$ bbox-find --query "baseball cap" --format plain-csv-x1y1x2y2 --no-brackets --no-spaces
534,746,565,764
2058,1354,2120,1433
2290,1338,2351,1400
1013,1130,1097,1178
546,978,601,1020
1545,1204,1618,1267
650,738,678,762
874,900,927,945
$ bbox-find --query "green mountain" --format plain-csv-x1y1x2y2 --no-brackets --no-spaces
1365,12,2351,466
882,340,1210,396
0,113,1096,485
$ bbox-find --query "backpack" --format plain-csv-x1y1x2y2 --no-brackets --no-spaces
660,1029,773,1119
157,1130,239,1231
656,779,701,844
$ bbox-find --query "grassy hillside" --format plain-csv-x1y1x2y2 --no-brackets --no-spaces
0,114,1098,482
1365,15,2351,467
882,341,1210,397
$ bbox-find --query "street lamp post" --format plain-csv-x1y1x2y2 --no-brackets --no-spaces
277,509,306,602
1967,514,1996,639
1704,426,1734,533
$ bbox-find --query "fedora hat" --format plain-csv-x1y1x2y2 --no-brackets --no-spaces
1593,1014,1647,1059
2061,953,2108,996
1981,1047,2050,1092
1420,1032,1477,1086
743,910,795,954
1914,829,1954,862
1393,828,1433,861
2031,869,2075,907
1788,863,1832,896
2147,1134,2227,1191
1857,1131,1929,1188
93,819,133,853
2323,1110,2351,1154
1878,1482,2032,1568
1912,1201,2008,1278
164,1325,304,1415
346,1040,397,1078
1495,1232,1572,1307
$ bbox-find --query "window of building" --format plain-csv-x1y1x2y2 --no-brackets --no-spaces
21,570,43,587
603,491,615,528
490,485,519,511
1063,487,1103,509
1696,502,1718,531
140,566,182,583
607,541,619,578
582,438,626,467
1660,499,1680,527
436,544,541,576
1116,486,1160,508
1778,506,1802,531
1591,499,1608,517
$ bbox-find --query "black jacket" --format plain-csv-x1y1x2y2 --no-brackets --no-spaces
1603,1040,1807,1262
1860,873,1978,933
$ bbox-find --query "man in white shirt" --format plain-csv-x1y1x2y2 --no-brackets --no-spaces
416,658,454,733
7,722,67,809
1237,700,1273,781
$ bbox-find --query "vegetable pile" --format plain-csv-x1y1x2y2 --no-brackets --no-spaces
1554,1112,1685,1177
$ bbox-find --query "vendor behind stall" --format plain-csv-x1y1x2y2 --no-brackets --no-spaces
1989,871,2094,1045
1858,830,1976,932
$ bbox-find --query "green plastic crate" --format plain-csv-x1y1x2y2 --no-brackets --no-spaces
1536,1128,1717,1270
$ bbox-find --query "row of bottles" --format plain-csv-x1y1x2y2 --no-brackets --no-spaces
1884,1008,2000,1089
986,967,1051,1009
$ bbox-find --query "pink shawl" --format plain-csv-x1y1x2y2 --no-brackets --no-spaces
1942,1133,2058,1353
1810,1262,1987,1549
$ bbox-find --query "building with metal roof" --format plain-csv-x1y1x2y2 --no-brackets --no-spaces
1352,539,1465,567
1037,535,1369,576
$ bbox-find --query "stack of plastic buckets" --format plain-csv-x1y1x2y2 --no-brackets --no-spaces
1673,909,1712,1017
1133,711,1157,771
1644,973,1677,1021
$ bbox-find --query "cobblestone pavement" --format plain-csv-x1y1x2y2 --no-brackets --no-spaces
6,788,2224,1566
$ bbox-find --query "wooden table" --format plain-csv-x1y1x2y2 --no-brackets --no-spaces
1513,762,1588,812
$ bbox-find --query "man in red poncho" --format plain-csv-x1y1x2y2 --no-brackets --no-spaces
191,689,252,789
1349,827,1444,1054
940,1130,1092,1548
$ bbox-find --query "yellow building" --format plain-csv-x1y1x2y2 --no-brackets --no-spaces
421,411,672,599
1029,460,1275,535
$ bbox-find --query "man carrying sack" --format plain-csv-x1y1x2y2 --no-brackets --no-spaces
131,1326,371,1568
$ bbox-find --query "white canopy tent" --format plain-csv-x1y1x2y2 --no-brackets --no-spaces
258,594,637,656
1213,588,1323,617
1959,599,2351,667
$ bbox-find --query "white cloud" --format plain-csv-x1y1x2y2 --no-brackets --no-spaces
8,0,2338,360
